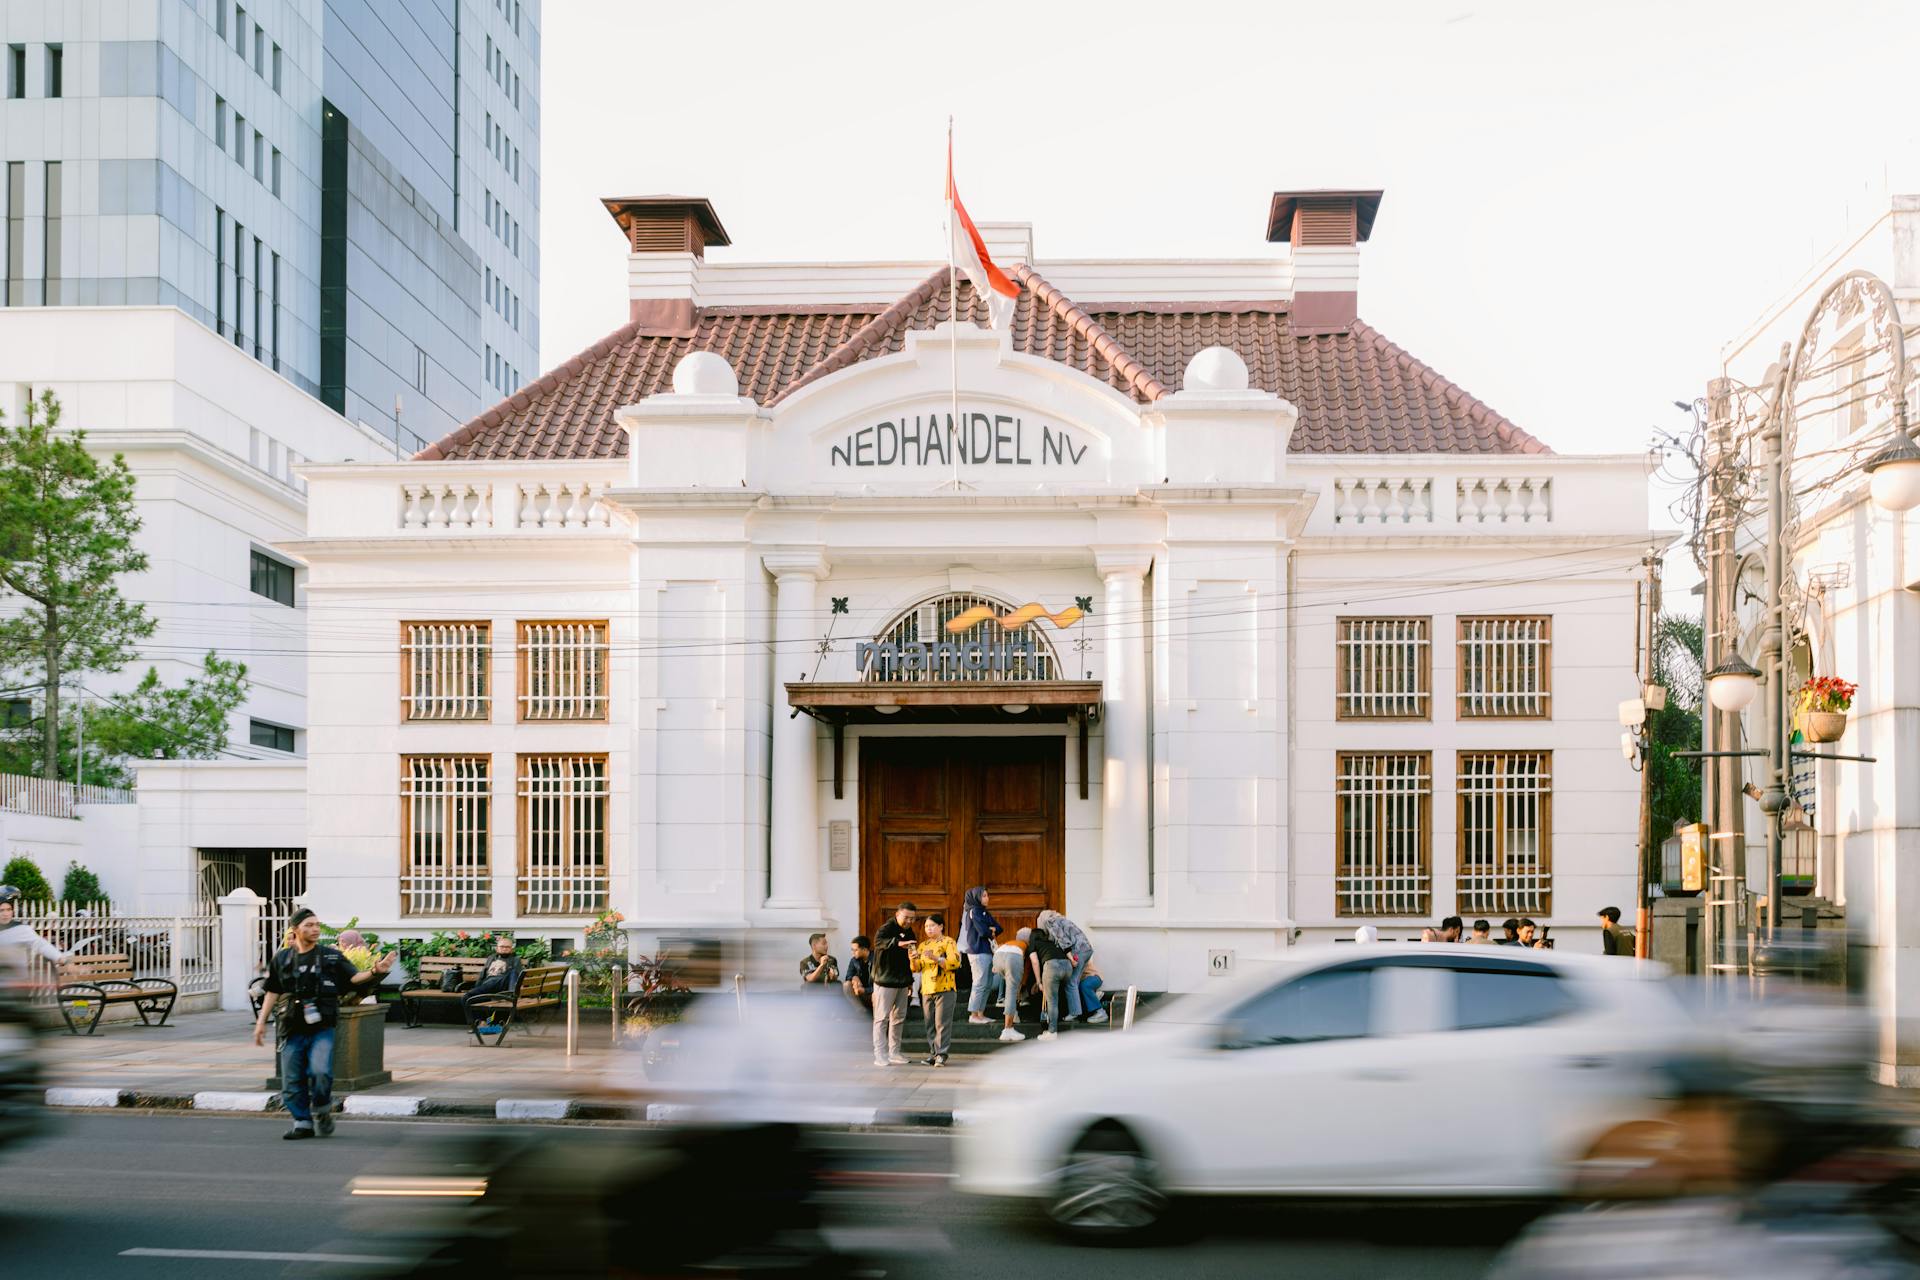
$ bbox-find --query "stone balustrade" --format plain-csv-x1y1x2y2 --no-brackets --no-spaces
1327,474,1555,526
1455,476,1552,524
397,475,618,532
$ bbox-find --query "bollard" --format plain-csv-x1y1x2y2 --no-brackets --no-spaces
565,970,579,1058
1123,985,1138,1030
169,916,185,990
733,973,747,1023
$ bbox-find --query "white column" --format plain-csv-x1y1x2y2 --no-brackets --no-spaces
765,551,829,912
1099,553,1154,906
216,887,262,1013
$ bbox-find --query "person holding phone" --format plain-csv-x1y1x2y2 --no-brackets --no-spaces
914,913,961,1066
870,903,917,1066
253,908,394,1139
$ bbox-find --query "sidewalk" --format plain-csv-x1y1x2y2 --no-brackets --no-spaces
34,1005,983,1123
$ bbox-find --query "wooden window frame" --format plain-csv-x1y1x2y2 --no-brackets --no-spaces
399,754,492,917
1335,616,1432,721
516,620,611,723
1456,615,1552,719
1334,751,1432,918
400,620,492,722
1455,750,1553,916
516,752,610,916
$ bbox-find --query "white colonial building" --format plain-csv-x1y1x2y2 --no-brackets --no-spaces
289,190,1656,989
1711,193,1920,1084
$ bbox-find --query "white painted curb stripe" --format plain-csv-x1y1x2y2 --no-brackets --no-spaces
645,1103,700,1122
46,1087,124,1108
344,1095,423,1117
496,1098,571,1120
192,1091,276,1112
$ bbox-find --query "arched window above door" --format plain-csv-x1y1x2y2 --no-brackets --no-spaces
859,592,1069,684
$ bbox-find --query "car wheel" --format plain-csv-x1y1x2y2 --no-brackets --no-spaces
1047,1124,1166,1242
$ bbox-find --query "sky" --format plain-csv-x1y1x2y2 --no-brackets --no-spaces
537,0,1920,568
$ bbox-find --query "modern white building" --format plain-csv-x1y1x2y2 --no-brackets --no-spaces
1710,193,1920,1085
0,306,390,906
289,190,1656,989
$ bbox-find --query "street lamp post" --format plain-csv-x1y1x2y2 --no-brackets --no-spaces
1693,269,1908,950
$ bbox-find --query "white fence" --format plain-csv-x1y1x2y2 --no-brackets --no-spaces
0,773,136,818
13,901,221,1001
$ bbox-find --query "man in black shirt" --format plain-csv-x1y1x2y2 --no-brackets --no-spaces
843,935,873,1016
252,908,394,1139
1026,920,1071,1039
870,903,917,1066
464,934,525,1036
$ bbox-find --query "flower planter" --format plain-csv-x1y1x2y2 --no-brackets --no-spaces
1804,710,1848,743
265,1002,393,1092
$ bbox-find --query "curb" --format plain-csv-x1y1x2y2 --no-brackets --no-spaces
42,1089,959,1128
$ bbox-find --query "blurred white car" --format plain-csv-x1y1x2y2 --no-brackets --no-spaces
956,946,1708,1237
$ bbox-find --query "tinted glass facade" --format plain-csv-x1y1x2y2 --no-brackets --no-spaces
0,1,541,452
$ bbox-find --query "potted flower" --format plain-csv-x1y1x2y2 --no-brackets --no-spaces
1800,676,1857,743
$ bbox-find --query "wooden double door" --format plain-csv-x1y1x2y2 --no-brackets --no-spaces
859,736,1064,948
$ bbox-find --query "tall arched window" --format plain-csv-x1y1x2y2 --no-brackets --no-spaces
859,592,1063,683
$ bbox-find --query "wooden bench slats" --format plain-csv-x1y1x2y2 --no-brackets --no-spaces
55,953,178,1036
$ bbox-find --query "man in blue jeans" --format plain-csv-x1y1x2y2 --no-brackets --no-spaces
252,908,393,1139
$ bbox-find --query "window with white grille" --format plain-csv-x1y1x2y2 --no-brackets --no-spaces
1336,618,1430,719
401,622,490,721
1457,751,1552,915
1457,617,1551,718
1336,752,1431,916
519,754,609,915
518,621,609,720
401,756,491,915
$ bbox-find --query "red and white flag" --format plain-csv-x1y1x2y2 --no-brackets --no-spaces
947,136,1019,329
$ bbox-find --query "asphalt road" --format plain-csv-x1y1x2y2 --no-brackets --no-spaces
1,1112,1521,1277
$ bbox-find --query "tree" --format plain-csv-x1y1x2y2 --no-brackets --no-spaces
85,653,250,769
61,861,104,904
0,854,52,901
1649,613,1704,842
0,390,153,780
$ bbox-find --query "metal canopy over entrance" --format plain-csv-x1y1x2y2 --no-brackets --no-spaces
786,679,1101,802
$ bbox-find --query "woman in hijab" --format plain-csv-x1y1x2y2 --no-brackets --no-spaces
1040,909,1103,1024
959,886,1001,1025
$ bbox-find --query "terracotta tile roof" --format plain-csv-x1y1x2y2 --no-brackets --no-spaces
419,271,1549,461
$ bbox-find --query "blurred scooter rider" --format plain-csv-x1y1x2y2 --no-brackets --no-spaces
0,885,70,968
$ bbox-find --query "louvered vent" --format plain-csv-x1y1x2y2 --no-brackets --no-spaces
628,214,698,255
1294,200,1358,247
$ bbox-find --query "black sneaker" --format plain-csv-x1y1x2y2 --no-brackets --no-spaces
919,1055,937,1066
934,1055,948,1068
316,1111,335,1137
283,1126,315,1140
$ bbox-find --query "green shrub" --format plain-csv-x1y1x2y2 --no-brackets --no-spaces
1,855,52,901
392,929,551,979
61,861,105,904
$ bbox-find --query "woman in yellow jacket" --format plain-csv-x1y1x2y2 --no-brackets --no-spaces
913,912,962,1066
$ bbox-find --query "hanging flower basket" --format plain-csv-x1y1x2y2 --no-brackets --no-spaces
1804,711,1848,743
1799,677,1857,744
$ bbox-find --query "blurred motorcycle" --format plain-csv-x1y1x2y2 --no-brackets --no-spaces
1492,985,1920,1278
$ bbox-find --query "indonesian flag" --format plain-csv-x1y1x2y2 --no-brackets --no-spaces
947,137,1019,329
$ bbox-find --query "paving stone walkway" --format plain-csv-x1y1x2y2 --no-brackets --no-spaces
35,1005,984,1117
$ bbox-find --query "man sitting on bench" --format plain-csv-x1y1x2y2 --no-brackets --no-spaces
464,935,524,1033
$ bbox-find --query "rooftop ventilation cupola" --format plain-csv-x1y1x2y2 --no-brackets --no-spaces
1265,189,1382,336
602,196,732,331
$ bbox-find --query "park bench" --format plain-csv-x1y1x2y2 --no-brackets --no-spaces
398,956,496,1028
55,954,179,1036
467,964,568,1046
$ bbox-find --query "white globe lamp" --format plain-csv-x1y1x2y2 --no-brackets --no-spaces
1865,431,1920,513
1705,653,1762,715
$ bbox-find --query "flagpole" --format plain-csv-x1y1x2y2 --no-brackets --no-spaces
947,115,961,491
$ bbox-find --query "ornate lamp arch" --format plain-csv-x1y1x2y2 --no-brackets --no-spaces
860,591,1075,684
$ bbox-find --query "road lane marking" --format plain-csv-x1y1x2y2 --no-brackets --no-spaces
121,1248,407,1264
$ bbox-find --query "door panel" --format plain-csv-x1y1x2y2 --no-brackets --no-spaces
860,737,1063,944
